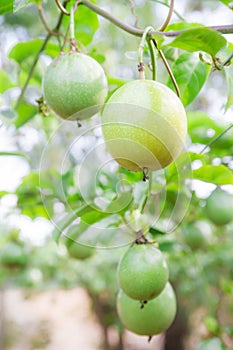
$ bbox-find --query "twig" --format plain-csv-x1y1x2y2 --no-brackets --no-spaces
200,124,233,154
159,0,175,32
61,22,71,53
80,0,233,37
38,2,63,37
15,1,68,108
55,0,70,15
80,0,142,36
223,51,233,66
152,39,180,97
155,0,185,21
128,0,139,28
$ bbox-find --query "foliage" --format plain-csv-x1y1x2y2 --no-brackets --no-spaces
0,0,233,349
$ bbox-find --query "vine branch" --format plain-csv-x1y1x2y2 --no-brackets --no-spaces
155,0,185,22
79,0,233,37
152,39,180,97
200,124,233,154
14,0,233,106
159,0,174,32
38,2,63,37
15,1,69,108
55,0,70,16
128,0,139,28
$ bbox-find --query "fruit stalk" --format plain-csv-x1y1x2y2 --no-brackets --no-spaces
147,38,157,80
138,26,154,80
69,5,77,52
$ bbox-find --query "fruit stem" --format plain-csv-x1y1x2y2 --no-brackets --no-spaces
69,5,77,52
147,38,157,80
138,26,154,80
142,167,149,182
139,170,152,213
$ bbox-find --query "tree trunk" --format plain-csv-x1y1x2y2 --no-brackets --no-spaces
164,303,189,350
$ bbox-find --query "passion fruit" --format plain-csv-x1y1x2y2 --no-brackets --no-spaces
65,224,95,260
117,243,169,301
206,188,233,226
117,282,177,336
101,80,187,172
43,52,108,121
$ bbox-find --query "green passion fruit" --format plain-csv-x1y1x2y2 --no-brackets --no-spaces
43,52,108,121
65,225,95,260
117,282,177,336
101,80,187,172
206,188,233,226
117,243,169,301
182,221,212,250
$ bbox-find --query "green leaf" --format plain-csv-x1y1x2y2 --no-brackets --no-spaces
0,1,13,14
0,70,14,93
187,111,233,151
75,6,98,45
9,39,43,63
52,204,93,243
159,241,179,252
167,53,210,106
44,43,61,59
165,22,204,32
14,103,38,128
219,0,233,6
193,165,233,185
164,28,227,56
13,0,30,12
149,227,167,236
0,191,9,198
62,4,99,46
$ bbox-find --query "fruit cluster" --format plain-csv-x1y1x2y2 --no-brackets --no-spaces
43,51,187,173
43,49,186,339
116,241,177,338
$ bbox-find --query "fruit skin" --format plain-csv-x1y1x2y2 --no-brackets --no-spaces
206,188,233,226
182,221,212,250
117,243,169,301
1,242,27,268
65,225,95,260
102,80,187,172
43,52,108,120
67,241,95,260
116,282,177,336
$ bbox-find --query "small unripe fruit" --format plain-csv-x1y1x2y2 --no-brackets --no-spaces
65,225,95,260
182,221,212,250
206,188,233,226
